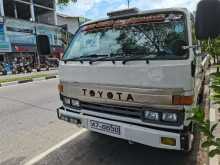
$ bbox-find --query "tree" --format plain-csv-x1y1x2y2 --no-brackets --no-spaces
202,38,220,64
201,37,220,72
189,107,220,157
57,0,77,5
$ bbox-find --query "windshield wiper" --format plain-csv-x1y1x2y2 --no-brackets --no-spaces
87,54,110,64
64,52,151,64
63,54,109,63
109,51,151,64
121,53,150,64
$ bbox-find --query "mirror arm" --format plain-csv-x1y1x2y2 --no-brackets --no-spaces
182,45,200,50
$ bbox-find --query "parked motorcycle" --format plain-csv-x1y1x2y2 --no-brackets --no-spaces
0,62,12,75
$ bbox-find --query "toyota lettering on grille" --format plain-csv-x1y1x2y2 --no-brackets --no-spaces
82,89,134,102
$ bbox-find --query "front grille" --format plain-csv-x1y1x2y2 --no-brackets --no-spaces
80,102,142,119
60,94,184,126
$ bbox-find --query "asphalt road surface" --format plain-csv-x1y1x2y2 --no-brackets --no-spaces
0,79,80,165
0,79,204,165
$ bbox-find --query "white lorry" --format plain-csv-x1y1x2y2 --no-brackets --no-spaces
57,8,211,151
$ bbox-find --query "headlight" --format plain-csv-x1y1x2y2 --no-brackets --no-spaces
63,97,80,107
63,97,71,105
71,99,80,107
162,112,178,122
144,111,159,121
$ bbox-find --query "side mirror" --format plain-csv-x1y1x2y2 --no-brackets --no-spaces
195,0,220,40
182,44,201,56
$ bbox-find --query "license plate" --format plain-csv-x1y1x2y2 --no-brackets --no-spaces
89,120,121,135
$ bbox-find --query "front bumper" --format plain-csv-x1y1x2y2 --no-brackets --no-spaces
57,106,193,151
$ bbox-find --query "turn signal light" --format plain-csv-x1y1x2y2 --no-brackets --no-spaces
161,137,176,146
58,84,64,93
172,95,194,105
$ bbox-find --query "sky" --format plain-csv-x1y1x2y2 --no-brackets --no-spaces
57,0,200,19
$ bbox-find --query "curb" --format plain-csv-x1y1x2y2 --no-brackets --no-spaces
209,80,220,165
0,75,59,87
209,102,219,165
45,75,57,80
18,79,33,84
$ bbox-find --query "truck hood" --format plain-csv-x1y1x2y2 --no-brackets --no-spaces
59,60,193,91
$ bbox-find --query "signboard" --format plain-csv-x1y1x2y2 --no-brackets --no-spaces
6,18,36,45
36,24,63,46
12,44,36,52
36,25,55,45
0,22,11,52
0,23,5,40
4,18,63,53
7,31,36,44
6,18,35,31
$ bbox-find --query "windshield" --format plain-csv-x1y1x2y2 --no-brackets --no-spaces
64,13,188,61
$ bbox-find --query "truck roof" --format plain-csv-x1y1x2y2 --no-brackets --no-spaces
81,7,190,27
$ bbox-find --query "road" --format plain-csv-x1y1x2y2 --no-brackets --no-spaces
0,79,205,165
0,79,80,165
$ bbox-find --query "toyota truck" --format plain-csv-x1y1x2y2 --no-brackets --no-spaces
57,8,210,151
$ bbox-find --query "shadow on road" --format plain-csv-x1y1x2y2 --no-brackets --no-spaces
36,130,201,165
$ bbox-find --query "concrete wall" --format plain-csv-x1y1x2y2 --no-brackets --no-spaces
57,15,79,34
1,0,57,25
37,11,56,25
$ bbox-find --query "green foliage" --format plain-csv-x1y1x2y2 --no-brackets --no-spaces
210,72,220,103
0,73,56,84
190,70,220,157
201,38,220,56
57,0,77,5
201,37,220,66
189,107,220,157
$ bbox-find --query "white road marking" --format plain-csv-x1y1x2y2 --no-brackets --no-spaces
24,129,87,165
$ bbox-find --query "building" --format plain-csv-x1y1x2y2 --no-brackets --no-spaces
1,0,57,24
56,13,90,50
57,13,90,33
0,0,66,71
57,13,80,34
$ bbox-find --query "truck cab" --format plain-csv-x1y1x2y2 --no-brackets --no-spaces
57,8,209,151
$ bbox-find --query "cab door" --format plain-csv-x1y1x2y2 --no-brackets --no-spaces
191,14,205,103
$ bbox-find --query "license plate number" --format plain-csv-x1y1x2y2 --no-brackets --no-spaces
89,120,120,135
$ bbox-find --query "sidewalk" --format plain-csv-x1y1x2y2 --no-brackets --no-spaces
0,70,58,81
209,66,220,165
209,98,220,165
0,70,59,87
